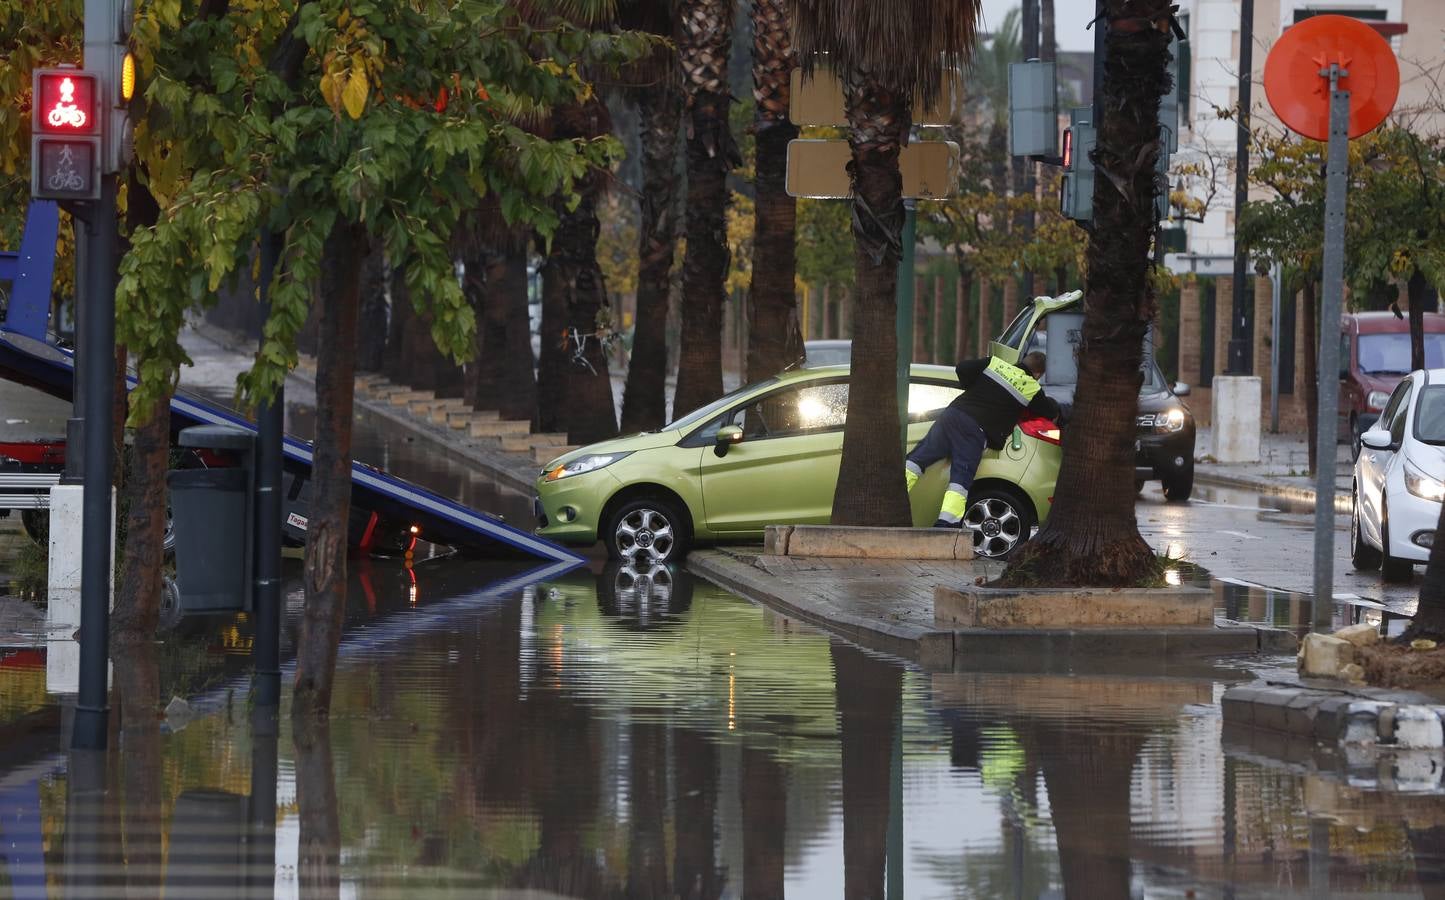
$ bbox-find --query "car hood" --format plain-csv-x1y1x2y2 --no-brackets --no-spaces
538,429,681,470
1407,444,1445,481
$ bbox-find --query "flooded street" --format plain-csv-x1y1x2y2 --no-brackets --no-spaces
4,564,1444,897
3,333,1445,896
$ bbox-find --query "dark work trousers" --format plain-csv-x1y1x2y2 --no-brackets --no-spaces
906,407,988,502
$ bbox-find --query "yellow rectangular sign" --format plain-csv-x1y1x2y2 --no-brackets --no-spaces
785,139,960,199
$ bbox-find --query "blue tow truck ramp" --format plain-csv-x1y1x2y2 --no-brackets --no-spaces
0,201,579,565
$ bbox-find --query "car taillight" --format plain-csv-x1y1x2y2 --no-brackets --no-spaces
1018,416,1062,445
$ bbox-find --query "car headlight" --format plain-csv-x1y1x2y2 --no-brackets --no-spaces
1162,408,1186,432
1404,458,1445,502
543,452,632,482
1367,390,1391,411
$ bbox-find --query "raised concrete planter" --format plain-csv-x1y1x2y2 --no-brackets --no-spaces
935,584,1214,629
763,524,974,561
469,419,532,439
448,409,498,428
388,390,432,407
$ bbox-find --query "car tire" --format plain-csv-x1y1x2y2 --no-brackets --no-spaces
1380,503,1414,584
962,486,1037,560
1350,487,1381,571
603,496,691,564
157,574,183,632
1349,414,1362,461
1162,457,1194,503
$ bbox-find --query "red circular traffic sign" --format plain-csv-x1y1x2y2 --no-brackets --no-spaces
1263,14,1399,140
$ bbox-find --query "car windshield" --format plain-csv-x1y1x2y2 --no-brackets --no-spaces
1414,384,1445,444
1358,333,1445,375
665,378,779,431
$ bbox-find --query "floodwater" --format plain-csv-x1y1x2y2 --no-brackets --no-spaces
3,561,1443,898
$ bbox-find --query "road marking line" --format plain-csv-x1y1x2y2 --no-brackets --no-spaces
1219,529,1258,540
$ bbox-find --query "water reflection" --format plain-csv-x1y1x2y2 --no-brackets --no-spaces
4,565,1445,896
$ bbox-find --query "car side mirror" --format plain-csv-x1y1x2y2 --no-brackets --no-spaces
1172,382,1191,397
1360,428,1393,452
714,425,744,457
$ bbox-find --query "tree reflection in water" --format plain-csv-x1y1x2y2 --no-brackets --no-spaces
831,640,903,900
295,717,340,898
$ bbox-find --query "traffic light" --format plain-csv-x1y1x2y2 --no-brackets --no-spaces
1060,107,1095,224
31,69,102,201
93,0,136,172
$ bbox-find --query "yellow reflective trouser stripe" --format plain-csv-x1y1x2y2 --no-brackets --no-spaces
939,489,967,523
904,461,922,492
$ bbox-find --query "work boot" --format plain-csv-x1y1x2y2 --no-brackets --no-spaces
932,519,961,529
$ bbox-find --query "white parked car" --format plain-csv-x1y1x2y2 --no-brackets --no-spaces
1351,368,1445,582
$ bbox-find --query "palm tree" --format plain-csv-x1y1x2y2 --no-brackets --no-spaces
672,0,741,418
746,0,805,382
1002,1,1175,585
788,0,983,526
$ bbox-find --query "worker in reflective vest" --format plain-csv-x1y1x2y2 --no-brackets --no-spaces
905,351,1060,528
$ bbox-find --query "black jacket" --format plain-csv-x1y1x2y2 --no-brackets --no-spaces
950,357,1062,450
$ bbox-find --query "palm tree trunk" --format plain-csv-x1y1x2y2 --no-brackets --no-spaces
621,64,683,432
831,641,902,900
673,0,739,417
293,221,365,718
1002,0,1172,585
831,68,912,527
1040,0,1056,62
955,268,973,362
537,99,618,444
746,0,803,383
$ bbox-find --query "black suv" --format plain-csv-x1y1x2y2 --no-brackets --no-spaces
997,292,1197,501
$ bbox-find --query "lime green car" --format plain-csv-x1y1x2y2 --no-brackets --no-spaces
534,364,1063,562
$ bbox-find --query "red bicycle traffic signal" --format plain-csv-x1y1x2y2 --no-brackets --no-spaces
31,68,102,201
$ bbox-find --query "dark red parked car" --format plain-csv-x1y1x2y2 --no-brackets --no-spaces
1339,311,1445,457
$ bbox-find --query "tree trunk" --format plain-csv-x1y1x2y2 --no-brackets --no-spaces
461,217,536,421
382,261,410,383
390,267,465,398
1040,0,1056,62
111,637,162,895
355,249,389,373
931,276,946,364
745,0,803,383
621,62,683,433
112,396,171,639
1002,1,1172,586
537,99,619,445
831,68,913,527
1409,268,1429,372
741,746,786,900
673,0,739,417
292,221,364,718
1303,280,1319,476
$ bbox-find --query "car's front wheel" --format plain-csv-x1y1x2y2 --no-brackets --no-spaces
963,486,1036,560
1380,501,1414,584
1349,414,1362,461
1162,456,1194,503
1350,486,1381,571
604,497,691,564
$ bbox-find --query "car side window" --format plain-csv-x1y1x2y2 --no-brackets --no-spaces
908,381,963,422
1389,382,1414,444
729,382,849,439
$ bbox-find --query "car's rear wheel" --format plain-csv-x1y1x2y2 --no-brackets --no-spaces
1380,501,1414,583
1350,486,1381,571
1162,457,1194,503
604,497,691,564
1349,414,1362,461
963,486,1036,560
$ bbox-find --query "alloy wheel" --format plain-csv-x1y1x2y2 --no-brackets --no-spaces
963,497,1024,559
614,507,676,563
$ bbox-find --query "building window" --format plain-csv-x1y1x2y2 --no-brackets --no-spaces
1177,14,1191,123
1292,8,1387,23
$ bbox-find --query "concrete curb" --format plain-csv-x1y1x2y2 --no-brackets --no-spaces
1222,680,1445,787
935,583,1214,629
188,323,541,496
688,549,1301,672
1195,469,1352,513
764,524,974,560
686,549,949,667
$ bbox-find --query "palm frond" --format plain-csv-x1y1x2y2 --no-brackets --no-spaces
787,0,984,106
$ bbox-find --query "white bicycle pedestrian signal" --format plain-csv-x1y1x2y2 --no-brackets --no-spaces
45,77,88,130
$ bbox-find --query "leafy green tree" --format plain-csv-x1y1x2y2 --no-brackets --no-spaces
111,0,644,713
